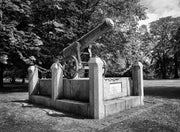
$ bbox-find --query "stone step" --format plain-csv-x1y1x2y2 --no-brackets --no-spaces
30,95,51,107
55,99,89,117
104,96,141,116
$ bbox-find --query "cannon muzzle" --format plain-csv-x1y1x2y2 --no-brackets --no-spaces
63,18,114,58
78,18,114,49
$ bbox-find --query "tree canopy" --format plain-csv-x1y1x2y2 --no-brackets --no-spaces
149,16,180,79
0,0,148,81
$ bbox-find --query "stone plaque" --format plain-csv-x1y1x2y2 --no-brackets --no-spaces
104,78,131,100
109,82,122,94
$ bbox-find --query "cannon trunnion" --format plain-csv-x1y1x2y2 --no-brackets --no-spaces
62,18,114,79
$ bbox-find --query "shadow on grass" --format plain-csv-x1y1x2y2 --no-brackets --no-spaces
145,86,180,99
12,99,87,119
0,83,28,93
11,99,29,104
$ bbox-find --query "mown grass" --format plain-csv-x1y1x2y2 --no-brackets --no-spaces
0,80,180,132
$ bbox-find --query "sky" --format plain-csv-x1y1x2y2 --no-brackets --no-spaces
139,0,180,25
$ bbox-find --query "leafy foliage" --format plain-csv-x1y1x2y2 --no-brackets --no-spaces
0,0,148,80
0,0,43,84
149,17,180,79
0,0,43,66
91,0,147,76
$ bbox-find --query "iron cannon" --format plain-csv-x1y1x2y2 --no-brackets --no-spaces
61,18,114,79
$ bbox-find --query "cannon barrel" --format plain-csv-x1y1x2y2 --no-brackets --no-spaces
62,18,114,58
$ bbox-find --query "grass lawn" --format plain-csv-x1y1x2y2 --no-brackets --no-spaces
0,80,179,132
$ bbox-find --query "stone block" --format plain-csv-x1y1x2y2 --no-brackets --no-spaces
104,96,142,117
124,96,141,109
104,77,131,100
28,66,39,96
30,95,51,107
55,99,89,117
51,62,63,101
63,78,89,102
132,62,144,104
89,57,105,119
39,79,51,96
104,99,126,116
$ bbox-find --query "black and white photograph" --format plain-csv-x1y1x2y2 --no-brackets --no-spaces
0,0,180,131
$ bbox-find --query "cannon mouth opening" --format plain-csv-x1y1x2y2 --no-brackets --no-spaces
103,18,115,28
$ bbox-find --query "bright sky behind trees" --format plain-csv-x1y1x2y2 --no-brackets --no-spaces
139,0,180,25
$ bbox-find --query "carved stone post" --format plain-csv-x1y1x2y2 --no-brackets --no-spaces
132,62,144,105
89,57,104,119
28,66,39,99
51,63,63,103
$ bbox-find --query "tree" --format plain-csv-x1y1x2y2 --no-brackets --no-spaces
90,0,147,76
149,17,180,79
25,0,102,71
31,0,147,76
30,0,147,77
0,0,43,88
0,50,8,88
0,0,147,85
0,0,102,85
169,17,180,78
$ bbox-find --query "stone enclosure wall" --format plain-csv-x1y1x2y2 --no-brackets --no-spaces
104,78,132,100
28,57,144,119
63,78,89,102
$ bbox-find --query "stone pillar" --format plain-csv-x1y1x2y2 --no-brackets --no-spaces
28,66,39,98
51,63,63,103
89,57,104,119
132,62,144,105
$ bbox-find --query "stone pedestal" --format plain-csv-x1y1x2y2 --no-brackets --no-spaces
28,60,144,119
132,62,144,105
51,63,63,102
89,57,104,119
28,66,39,98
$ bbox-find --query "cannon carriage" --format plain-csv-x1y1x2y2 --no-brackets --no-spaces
61,18,114,79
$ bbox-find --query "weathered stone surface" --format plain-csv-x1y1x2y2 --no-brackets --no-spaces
28,66,39,96
30,95,51,107
104,77,132,101
51,63,63,101
28,60,144,119
104,99,125,116
55,99,89,117
63,78,89,102
124,96,141,109
39,79,51,96
104,96,141,117
132,62,144,105
89,57,105,119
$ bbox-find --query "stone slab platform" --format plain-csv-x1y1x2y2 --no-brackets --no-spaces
30,95,51,107
104,96,141,117
54,96,142,117
29,95,142,118
55,99,89,117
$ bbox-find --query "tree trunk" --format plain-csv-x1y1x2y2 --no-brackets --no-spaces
162,64,166,79
162,55,167,79
10,76,15,84
21,72,26,84
161,64,166,79
22,78,25,84
174,53,179,78
0,63,4,90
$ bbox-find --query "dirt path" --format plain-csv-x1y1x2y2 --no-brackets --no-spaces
0,81,180,132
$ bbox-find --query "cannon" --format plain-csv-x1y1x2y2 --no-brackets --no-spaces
61,18,114,79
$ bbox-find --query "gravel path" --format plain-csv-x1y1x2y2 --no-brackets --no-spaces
0,80,180,132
